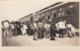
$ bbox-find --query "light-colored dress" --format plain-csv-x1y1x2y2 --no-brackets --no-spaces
21,24,28,35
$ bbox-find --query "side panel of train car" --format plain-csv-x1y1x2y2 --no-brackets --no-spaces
34,2,79,29
51,2,79,29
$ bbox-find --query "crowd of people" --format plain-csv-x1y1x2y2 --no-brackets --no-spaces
2,18,76,41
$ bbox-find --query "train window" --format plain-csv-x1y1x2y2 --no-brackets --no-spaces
70,5,74,8
46,12,50,19
59,8,62,11
42,14,45,18
52,10,56,13
51,10,57,18
74,4,78,7
67,5,74,9
66,9,72,15
58,8,63,17
51,13,57,18
58,12,62,17
53,14,57,18
37,15,40,20
62,11,65,16
34,16,37,21
66,5,74,15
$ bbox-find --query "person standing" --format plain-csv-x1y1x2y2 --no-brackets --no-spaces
21,23,28,35
44,22,50,38
10,22,15,36
66,23,76,37
29,22,34,35
55,19,66,38
2,20,10,38
2,20,10,46
33,21,38,40
37,21,44,39
15,21,22,35
50,23,56,40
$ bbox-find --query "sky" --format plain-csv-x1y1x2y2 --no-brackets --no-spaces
0,0,79,21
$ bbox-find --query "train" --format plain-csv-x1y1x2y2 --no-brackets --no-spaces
18,2,79,29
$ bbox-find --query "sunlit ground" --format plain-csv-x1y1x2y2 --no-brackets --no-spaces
2,34,79,46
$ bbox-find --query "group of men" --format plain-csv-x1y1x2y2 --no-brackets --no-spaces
2,19,76,41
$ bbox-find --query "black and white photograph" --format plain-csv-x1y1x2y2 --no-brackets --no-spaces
0,0,79,46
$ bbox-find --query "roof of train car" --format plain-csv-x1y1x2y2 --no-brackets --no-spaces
34,2,78,15
34,2,69,15
35,2,63,14
18,2,78,21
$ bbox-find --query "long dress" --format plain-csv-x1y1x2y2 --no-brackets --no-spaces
21,24,28,35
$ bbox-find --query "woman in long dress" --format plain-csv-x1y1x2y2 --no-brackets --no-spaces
21,23,28,35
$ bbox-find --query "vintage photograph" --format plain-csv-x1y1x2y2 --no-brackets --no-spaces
1,1,79,46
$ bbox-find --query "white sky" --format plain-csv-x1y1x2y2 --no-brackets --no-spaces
0,0,79,21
